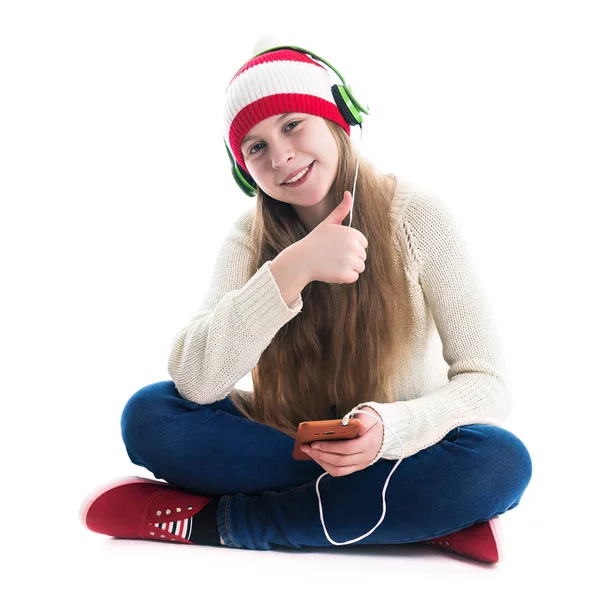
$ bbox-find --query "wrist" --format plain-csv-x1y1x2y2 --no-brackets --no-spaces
270,247,311,307
280,244,313,287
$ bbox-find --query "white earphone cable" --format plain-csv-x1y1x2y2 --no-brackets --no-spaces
347,123,363,228
314,408,405,545
318,123,399,545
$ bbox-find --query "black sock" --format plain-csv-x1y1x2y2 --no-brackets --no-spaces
188,498,222,547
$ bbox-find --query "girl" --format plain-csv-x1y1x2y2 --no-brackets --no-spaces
79,45,532,563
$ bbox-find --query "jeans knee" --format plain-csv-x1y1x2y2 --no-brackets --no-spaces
120,381,175,460
484,425,533,499
509,431,533,492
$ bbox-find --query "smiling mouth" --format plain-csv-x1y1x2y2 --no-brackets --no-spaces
282,161,315,185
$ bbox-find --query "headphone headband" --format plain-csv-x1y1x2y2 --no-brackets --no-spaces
254,45,370,115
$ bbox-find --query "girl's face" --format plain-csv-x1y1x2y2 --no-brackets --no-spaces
241,113,339,211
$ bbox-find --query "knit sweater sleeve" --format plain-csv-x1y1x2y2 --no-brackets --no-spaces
167,210,303,404
353,192,513,462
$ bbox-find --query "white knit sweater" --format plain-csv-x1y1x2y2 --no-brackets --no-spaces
168,177,512,463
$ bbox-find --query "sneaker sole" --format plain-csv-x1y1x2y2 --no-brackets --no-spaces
488,516,504,563
79,476,171,528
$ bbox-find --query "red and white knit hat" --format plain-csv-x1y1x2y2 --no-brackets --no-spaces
224,48,351,172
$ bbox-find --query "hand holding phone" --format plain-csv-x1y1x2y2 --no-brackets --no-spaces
292,418,360,461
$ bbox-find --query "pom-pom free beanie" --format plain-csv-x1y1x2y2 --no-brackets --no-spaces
224,47,350,172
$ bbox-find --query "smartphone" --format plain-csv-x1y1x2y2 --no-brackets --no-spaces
292,418,360,461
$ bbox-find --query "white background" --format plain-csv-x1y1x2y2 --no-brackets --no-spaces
1,0,598,596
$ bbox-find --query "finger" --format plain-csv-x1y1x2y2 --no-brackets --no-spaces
322,462,365,477
303,446,367,477
353,240,367,261
313,453,363,476
360,418,379,436
325,191,352,225
308,439,368,456
305,447,364,467
355,418,372,436
303,450,344,475
353,258,366,274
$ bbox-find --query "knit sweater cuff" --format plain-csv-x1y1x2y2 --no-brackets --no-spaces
352,400,409,464
233,260,302,332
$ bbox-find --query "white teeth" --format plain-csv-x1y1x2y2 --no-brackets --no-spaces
284,164,311,184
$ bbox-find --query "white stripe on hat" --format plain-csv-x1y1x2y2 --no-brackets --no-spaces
224,60,335,130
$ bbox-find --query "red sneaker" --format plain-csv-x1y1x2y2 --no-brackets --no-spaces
422,518,503,563
79,476,214,544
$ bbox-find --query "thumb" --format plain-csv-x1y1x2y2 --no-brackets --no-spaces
355,408,381,435
355,415,375,436
324,191,353,226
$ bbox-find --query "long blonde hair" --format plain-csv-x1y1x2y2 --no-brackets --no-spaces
228,120,414,437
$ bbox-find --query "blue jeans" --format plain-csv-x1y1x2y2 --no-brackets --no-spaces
121,381,532,551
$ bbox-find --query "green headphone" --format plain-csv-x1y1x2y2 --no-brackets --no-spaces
224,45,370,197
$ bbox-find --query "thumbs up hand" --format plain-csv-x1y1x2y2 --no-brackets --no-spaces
295,192,368,285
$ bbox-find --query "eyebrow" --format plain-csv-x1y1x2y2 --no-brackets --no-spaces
242,113,296,147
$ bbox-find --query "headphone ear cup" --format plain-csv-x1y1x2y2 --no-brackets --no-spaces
331,84,362,126
233,163,257,197
224,140,257,196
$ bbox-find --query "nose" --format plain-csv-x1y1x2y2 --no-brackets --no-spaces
270,138,294,169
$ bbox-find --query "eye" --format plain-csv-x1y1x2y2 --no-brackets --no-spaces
247,120,301,157
248,142,265,156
